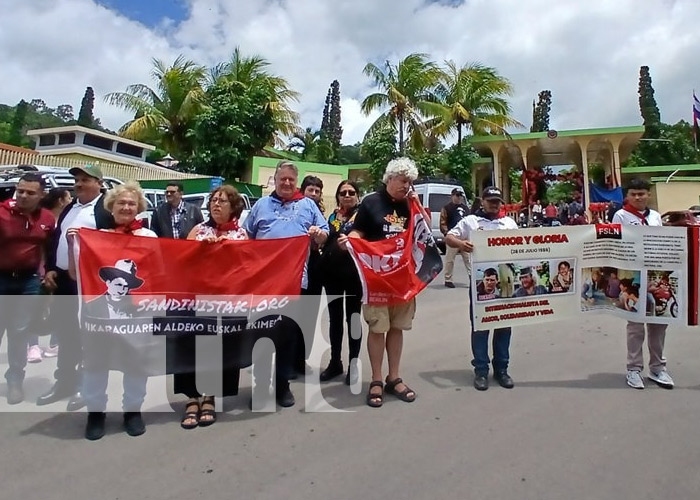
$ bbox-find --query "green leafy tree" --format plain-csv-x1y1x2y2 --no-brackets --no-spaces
105,56,207,159
78,86,96,127
8,99,29,146
56,104,74,122
336,143,366,165
638,66,661,139
211,47,300,147
287,127,334,163
361,53,442,153
508,168,522,203
626,120,700,168
444,143,479,197
410,148,443,179
361,124,397,188
320,89,331,138
428,61,523,145
328,79,343,149
530,90,552,132
189,79,275,179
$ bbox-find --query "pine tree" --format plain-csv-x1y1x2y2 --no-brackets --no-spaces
329,80,343,148
638,66,661,139
320,88,331,138
78,86,96,127
8,99,29,146
530,90,552,132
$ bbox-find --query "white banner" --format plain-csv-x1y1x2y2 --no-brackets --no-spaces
470,224,690,330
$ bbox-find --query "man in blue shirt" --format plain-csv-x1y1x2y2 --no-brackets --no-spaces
244,161,328,408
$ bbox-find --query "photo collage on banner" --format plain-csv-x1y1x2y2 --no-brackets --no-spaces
469,225,692,330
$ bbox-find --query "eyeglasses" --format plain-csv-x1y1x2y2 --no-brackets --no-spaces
165,190,179,195
210,198,230,205
339,190,356,197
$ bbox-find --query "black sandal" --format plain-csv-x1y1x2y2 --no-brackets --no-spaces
199,397,217,427
385,377,416,403
180,400,200,430
366,381,384,408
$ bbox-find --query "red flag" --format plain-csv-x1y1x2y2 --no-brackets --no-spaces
347,198,443,305
78,229,308,299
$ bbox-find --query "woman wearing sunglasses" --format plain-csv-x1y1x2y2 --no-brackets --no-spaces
319,180,363,385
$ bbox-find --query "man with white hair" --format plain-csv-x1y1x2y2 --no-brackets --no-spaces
342,157,425,408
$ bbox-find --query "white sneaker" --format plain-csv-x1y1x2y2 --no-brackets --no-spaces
43,345,59,358
27,345,43,363
648,370,674,388
626,370,644,389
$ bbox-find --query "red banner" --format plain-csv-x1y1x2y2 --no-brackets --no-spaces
76,230,309,374
347,199,443,305
78,229,308,299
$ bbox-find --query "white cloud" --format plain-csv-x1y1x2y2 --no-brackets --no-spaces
1,0,699,147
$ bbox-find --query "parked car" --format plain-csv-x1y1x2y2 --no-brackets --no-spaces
413,180,468,254
661,210,700,227
0,164,163,228
183,191,252,225
0,164,123,201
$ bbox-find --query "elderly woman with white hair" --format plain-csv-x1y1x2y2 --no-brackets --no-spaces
341,157,428,408
67,180,156,440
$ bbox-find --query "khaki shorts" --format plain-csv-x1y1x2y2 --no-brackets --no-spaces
363,298,416,333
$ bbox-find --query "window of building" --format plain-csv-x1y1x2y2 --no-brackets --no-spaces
38,135,56,146
57,133,76,145
83,134,113,151
116,142,144,158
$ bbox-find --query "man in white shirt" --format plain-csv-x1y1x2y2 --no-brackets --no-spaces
445,186,519,391
39,164,114,409
612,178,673,390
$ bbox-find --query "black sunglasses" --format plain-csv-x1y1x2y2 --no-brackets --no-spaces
339,190,356,196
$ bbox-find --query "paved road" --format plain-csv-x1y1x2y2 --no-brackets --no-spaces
2,263,700,500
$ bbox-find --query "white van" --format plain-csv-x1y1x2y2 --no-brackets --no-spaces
413,181,468,253
183,192,252,225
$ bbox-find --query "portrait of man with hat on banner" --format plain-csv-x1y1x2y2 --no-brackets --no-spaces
84,259,144,320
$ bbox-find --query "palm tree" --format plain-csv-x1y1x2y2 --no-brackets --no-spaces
287,127,320,158
361,53,442,153
429,61,524,145
105,56,206,158
212,47,301,146
286,127,334,162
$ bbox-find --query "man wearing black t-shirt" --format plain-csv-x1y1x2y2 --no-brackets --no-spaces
440,188,470,288
340,158,428,408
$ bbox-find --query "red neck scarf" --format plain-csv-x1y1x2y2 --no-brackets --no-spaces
622,204,649,225
114,219,143,234
216,219,239,233
273,189,305,204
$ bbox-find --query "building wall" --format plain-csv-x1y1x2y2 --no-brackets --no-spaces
251,156,357,214
653,182,700,213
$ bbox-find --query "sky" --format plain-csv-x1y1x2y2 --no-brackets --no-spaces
1,0,699,149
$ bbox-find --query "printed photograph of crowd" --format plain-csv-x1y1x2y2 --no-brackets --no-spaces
580,267,642,313
473,259,577,301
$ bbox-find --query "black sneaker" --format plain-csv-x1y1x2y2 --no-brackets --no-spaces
445,282,456,288
276,383,295,408
85,412,106,441
320,362,343,382
494,371,514,389
123,412,146,437
473,375,489,391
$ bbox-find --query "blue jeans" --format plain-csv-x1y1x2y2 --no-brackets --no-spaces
0,273,40,383
469,287,512,376
82,370,148,412
471,329,512,376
